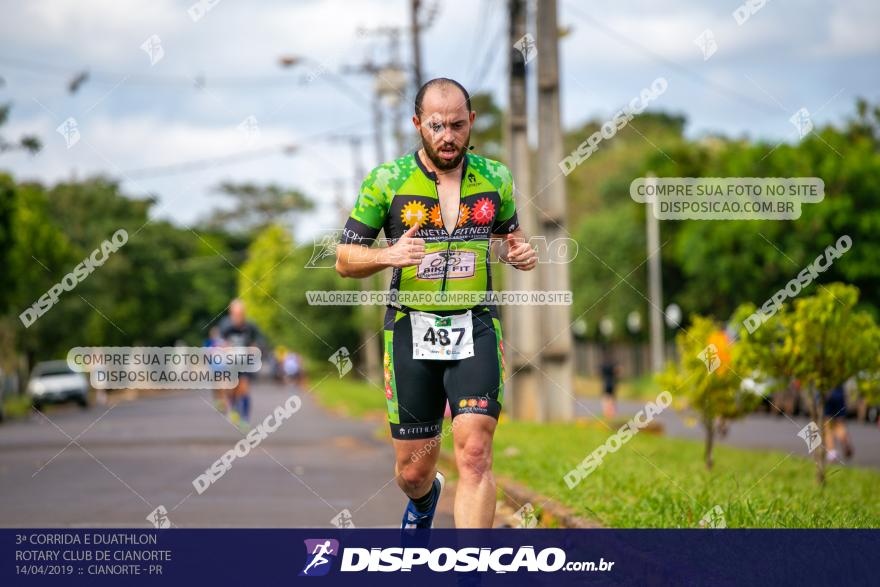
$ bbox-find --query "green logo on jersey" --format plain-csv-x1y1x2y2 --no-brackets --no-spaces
435,317,452,328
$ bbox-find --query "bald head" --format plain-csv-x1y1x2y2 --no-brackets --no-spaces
414,78,471,118
229,298,246,326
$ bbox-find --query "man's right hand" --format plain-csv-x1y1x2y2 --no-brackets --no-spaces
380,223,426,268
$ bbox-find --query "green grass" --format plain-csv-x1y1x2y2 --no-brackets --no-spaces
314,377,880,528
484,420,880,528
311,374,386,419
1,394,33,420
575,374,663,401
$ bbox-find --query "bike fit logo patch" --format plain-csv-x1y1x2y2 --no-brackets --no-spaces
300,539,339,577
416,251,476,280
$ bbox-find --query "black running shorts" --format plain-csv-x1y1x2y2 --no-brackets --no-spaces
382,306,505,440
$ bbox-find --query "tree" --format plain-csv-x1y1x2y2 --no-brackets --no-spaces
565,100,880,333
237,224,294,343
205,182,313,235
469,92,504,162
43,177,240,347
0,104,41,156
3,178,77,373
239,224,359,365
2,173,243,374
657,315,760,469
733,284,880,484
644,100,880,320
569,204,646,338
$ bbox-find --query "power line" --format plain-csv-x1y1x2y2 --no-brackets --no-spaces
122,144,296,179
121,120,369,179
1,53,374,115
468,1,503,88
0,56,324,88
470,18,507,92
465,0,492,82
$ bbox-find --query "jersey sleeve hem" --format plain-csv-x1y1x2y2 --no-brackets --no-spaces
341,217,381,246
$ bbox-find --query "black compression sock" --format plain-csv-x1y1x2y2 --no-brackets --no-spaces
411,483,437,513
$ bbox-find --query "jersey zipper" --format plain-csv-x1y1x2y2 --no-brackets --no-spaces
435,170,464,293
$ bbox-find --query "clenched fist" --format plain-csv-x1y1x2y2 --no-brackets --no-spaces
503,232,537,271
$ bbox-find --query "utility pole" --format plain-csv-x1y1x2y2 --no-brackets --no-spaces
536,0,573,421
645,174,664,372
410,0,424,89
331,134,367,187
342,59,387,165
410,0,440,93
372,95,386,164
328,177,348,224
351,27,410,158
505,0,543,422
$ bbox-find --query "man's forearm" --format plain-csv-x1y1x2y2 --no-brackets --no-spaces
335,244,388,278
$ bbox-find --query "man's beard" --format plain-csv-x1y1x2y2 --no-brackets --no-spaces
420,130,470,171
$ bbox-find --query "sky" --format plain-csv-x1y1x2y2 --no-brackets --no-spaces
0,0,877,241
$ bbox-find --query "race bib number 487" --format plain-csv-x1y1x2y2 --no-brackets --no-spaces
410,310,474,360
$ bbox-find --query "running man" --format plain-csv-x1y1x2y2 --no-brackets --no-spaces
302,540,334,575
204,326,230,413
335,78,537,529
217,299,264,431
823,382,854,462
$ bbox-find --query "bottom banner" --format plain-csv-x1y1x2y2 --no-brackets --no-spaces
2,529,876,586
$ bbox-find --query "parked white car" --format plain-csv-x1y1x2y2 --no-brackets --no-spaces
27,361,89,410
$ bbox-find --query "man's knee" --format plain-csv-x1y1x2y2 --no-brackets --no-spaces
398,458,434,491
455,434,493,482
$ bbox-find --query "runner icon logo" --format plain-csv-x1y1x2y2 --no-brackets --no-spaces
146,505,171,529
330,509,356,529
300,539,340,577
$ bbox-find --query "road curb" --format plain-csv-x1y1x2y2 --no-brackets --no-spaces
493,475,603,528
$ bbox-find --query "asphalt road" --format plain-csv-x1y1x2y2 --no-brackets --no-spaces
0,381,455,528
574,396,880,469
5,381,876,529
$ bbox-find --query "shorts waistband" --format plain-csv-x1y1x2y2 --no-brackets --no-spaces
391,305,491,317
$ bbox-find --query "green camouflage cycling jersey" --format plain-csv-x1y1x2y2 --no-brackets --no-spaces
341,151,519,311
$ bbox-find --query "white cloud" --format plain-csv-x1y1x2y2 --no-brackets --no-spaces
12,0,185,67
0,0,877,231
810,1,880,57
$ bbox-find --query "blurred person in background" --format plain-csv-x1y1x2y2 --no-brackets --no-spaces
824,382,853,462
204,327,230,414
600,347,619,419
273,346,286,382
218,299,264,431
281,347,306,388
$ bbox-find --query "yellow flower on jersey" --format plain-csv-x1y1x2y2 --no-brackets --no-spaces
401,201,428,227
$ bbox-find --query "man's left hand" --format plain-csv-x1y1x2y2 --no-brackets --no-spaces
503,233,538,271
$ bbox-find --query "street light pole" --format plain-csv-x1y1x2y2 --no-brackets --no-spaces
645,174,664,372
